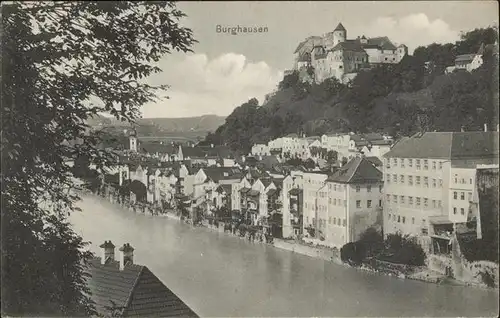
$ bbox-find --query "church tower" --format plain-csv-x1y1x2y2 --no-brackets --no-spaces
333,23,347,45
129,128,138,152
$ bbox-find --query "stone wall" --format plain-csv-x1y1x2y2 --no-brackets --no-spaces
273,239,338,261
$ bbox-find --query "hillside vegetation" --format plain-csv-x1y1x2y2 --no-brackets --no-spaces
203,27,499,153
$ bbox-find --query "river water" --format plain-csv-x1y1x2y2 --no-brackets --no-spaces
70,195,498,317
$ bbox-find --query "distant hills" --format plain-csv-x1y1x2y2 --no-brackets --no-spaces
87,114,226,133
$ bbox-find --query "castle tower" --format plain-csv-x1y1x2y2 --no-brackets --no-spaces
333,23,346,45
129,128,138,152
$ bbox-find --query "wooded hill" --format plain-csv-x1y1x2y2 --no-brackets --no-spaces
202,27,499,154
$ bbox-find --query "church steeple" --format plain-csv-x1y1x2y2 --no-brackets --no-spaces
334,23,346,32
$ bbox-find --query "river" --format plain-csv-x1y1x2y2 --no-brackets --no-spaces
70,195,499,317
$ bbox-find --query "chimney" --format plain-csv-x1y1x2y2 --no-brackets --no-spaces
99,240,115,265
461,126,465,132
119,243,135,270
211,144,214,148
484,123,488,132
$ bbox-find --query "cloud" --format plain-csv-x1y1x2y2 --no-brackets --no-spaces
140,53,282,118
367,13,460,53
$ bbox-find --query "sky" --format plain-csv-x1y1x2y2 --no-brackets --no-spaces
140,1,499,118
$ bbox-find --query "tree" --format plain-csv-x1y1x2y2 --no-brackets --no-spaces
2,2,195,316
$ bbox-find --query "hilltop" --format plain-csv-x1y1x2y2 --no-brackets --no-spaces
202,27,499,153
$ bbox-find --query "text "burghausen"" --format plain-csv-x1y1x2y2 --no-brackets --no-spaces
216,25,269,35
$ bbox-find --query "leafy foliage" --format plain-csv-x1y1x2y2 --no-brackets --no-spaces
1,2,194,316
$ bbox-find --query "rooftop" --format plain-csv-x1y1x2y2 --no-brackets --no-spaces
384,132,499,160
327,157,382,183
86,257,197,317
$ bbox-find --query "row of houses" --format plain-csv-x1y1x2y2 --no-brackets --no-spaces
104,131,498,256
251,132,393,163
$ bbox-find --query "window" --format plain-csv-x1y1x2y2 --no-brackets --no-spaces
424,198,428,207
386,194,390,202
400,196,405,204
386,159,390,169
468,192,472,201
432,200,436,208
439,179,443,188
334,217,337,224
439,162,443,170
408,175,413,186
470,178,473,184
461,178,465,184
367,200,372,208
453,207,457,214
379,200,382,207
416,159,421,170
424,160,428,170
367,185,372,193
356,200,361,208
424,177,429,187
379,185,383,192
400,175,405,184
432,161,436,170
393,195,398,203
398,215,401,223
393,158,397,166
438,200,442,208
432,179,436,188
460,192,465,200
416,197,421,206
460,208,465,215
328,198,332,204
453,192,458,199
392,174,397,183
416,176,421,186
386,174,391,183
409,159,413,167
454,175,458,183
343,219,346,227
400,159,405,168
409,196,413,205
402,216,406,224
334,184,337,191
356,185,361,192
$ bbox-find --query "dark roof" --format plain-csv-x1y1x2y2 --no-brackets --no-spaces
203,167,242,183
289,188,303,195
455,54,476,63
332,40,366,53
384,132,499,160
334,23,346,32
247,189,260,196
358,36,397,50
327,157,382,184
267,188,278,197
297,53,311,62
240,187,251,193
141,142,177,155
87,257,197,317
272,177,285,188
365,156,383,167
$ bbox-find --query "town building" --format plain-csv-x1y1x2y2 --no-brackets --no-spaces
87,241,197,317
282,171,305,238
382,132,499,251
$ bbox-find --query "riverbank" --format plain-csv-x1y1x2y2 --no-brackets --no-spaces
88,192,495,290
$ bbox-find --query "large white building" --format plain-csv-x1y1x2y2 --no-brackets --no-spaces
382,132,499,251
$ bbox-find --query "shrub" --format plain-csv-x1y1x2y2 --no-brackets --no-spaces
381,233,426,266
340,242,366,266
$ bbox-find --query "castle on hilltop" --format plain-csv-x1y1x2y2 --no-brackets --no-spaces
288,23,408,84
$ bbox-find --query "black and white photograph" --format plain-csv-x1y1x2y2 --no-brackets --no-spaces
1,1,499,317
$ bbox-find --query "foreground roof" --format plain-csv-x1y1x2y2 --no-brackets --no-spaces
86,258,197,317
384,132,499,159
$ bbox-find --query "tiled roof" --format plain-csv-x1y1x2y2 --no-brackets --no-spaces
334,23,346,32
297,53,311,62
327,157,382,183
240,187,251,193
86,258,197,317
384,132,499,159
272,177,285,188
365,156,383,167
247,189,260,196
267,188,278,197
455,54,476,63
289,188,303,195
359,36,397,51
141,142,177,155
203,167,242,183
332,40,366,53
